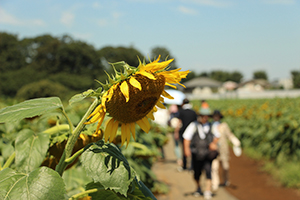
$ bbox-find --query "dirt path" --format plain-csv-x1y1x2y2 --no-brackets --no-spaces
225,147,300,200
153,133,300,200
153,133,238,200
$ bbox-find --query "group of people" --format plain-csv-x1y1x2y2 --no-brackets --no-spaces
169,99,241,199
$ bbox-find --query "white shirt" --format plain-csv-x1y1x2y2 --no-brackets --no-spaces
183,122,220,141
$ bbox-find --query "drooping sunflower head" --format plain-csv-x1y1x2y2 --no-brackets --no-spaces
86,55,189,147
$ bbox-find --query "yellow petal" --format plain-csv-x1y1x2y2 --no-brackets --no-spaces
96,113,105,130
120,81,130,102
145,58,174,73
156,100,165,109
147,111,155,121
88,104,103,118
126,124,131,147
129,77,142,90
130,123,136,140
109,120,119,143
162,90,174,99
94,119,102,134
141,117,151,132
86,112,101,123
137,117,150,133
152,106,158,112
165,82,177,89
136,71,156,80
104,118,114,142
121,123,130,147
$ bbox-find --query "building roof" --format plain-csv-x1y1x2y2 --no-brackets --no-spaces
239,79,270,88
183,77,222,88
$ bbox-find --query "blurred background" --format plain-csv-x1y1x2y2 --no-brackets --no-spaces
0,0,300,100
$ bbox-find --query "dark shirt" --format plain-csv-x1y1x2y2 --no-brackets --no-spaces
178,105,197,141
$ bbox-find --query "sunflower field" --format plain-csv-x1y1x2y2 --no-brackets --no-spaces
205,98,300,188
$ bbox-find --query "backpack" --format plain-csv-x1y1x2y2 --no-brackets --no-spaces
190,122,218,161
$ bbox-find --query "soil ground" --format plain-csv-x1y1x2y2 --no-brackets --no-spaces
153,133,300,200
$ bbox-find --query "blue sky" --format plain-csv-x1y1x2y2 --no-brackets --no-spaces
1,0,299,81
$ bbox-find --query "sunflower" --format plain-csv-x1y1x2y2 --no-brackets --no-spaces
86,55,189,147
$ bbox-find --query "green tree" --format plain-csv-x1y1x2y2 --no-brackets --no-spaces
97,46,144,71
210,70,231,82
0,32,26,72
253,70,268,80
291,70,300,88
199,72,209,77
21,35,103,75
1,33,107,97
150,47,178,70
230,71,243,83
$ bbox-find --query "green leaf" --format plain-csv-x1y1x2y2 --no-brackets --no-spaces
62,166,92,197
15,129,50,173
69,89,97,105
86,181,153,200
0,167,66,200
0,97,64,123
80,140,134,196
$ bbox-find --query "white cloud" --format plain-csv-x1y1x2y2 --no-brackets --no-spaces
97,18,108,27
0,7,20,25
72,32,93,40
112,11,123,19
93,2,101,8
126,0,165,3
0,7,45,26
60,12,75,27
181,0,232,7
262,0,295,5
31,19,45,26
178,6,198,15
95,11,123,27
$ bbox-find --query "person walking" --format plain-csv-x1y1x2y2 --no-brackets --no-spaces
168,104,182,166
183,106,220,200
174,98,197,171
211,110,241,191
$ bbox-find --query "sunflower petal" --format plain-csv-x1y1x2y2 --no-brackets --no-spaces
104,118,114,142
120,81,130,102
156,100,165,109
162,90,174,99
145,58,174,72
126,124,131,147
130,123,136,140
137,117,150,133
121,123,130,147
136,71,156,80
85,112,100,124
109,120,119,143
96,113,105,130
129,77,142,90
142,117,151,132
94,120,102,134
147,111,155,120
165,82,177,89
88,104,103,119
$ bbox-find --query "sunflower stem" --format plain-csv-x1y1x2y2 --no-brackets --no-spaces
68,188,105,200
55,98,99,176
62,109,74,134
2,152,15,170
64,147,84,164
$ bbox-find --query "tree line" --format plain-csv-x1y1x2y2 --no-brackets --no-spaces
0,32,299,100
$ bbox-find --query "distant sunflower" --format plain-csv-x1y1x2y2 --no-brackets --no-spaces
86,55,189,147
